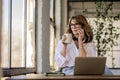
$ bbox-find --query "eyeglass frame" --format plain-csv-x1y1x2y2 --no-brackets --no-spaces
70,23,83,29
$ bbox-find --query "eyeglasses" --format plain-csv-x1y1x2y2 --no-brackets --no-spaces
70,23,81,28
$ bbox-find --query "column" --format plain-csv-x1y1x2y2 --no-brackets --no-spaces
36,0,50,73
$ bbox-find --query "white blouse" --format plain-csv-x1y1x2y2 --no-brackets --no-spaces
54,40,96,68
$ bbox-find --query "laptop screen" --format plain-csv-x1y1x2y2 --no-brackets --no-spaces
74,57,106,75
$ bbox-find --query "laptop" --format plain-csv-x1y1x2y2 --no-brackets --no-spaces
74,57,106,75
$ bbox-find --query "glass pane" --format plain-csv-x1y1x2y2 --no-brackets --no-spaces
26,0,35,67
1,0,9,68
11,0,25,67
50,0,56,71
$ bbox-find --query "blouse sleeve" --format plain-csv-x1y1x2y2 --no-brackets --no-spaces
54,40,68,67
85,42,97,57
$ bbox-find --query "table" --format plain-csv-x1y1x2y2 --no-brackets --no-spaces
7,74,120,80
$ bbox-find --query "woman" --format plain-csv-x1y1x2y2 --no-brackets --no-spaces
54,15,96,75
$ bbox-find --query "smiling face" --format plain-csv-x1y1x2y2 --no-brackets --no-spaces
70,19,84,38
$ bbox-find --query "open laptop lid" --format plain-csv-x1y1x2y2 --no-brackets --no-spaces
74,57,106,75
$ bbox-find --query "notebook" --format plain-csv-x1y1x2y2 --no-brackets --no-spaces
74,57,106,75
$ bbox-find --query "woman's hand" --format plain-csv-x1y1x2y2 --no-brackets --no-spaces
77,29,86,57
62,35,68,46
61,35,67,57
78,29,84,42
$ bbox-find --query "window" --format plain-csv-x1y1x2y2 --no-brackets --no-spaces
1,0,36,76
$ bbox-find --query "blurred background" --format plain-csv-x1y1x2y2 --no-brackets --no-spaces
0,0,120,79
